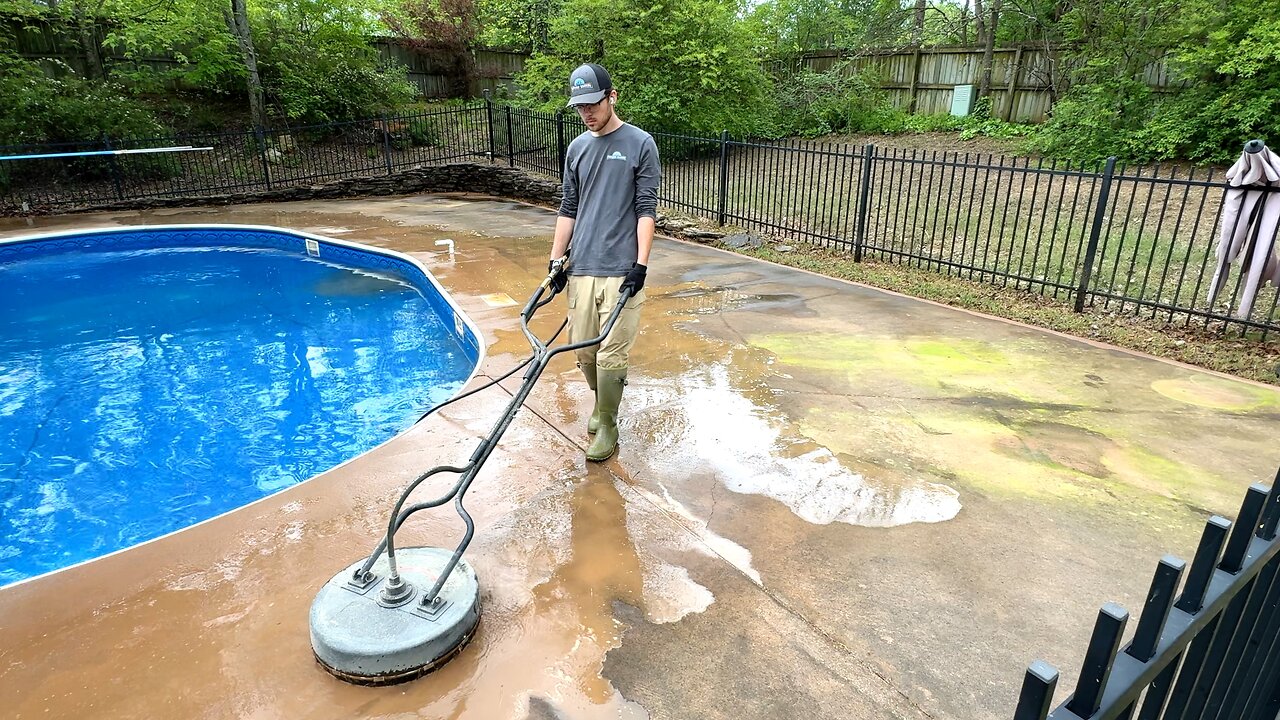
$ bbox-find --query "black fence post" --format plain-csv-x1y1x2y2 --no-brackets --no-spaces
1065,602,1129,718
854,143,876,262
103,135,124,202
254,126,272,191
1265,679,1280,720
556,110,566,181
483,89,496,163
505,105,515,168
716,130,730,226
379,113,393,175
1074,155,1117,313
1013,661,1058,720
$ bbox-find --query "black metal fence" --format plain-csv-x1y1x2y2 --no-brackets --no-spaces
478,103,1280,339
4,99,1278,338
1014,477,1280,720
0,104,492,213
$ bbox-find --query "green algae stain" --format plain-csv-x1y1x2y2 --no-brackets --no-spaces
795,394,1230,535
753,333,1015,377
752,331,1258,535
800,407,1113,505
1101,444,1242,517
751,332,1075,403
1150,375,1280,412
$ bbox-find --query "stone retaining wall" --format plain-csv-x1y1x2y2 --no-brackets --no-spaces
24,163,564,216
19,161,732,245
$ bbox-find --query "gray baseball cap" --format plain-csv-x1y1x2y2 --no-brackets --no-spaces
567,63,613,106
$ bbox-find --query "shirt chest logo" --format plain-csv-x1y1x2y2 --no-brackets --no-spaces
607,151,628,161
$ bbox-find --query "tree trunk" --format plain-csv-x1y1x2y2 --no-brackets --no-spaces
974,0,987,46
225,0,267,129
72,3,105,80
913,0,926,45
978,0,1002,100
959,5,970,44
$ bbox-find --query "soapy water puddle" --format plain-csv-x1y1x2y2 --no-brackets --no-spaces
626,363,962,528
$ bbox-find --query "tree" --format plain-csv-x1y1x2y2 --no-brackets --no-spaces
225,0,266,128
518,0,776,138
97,0,413,125
69,0,105,79
745,0,910,59
475,0,557,50
1144,0,1280,160
384,0,479,96
977,0,1002,99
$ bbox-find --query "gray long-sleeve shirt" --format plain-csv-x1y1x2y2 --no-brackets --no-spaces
557,122,662,277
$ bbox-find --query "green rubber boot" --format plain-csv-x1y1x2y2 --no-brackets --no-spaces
586,368,626,462
580,362,600,434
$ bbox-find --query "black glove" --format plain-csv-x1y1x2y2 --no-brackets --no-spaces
620,263,647,295
548,259,567,293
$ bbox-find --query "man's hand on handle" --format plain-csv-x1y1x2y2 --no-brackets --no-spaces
548,258,568,293
620,263,647,296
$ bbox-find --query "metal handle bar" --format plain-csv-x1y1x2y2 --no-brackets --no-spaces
357,259,634,604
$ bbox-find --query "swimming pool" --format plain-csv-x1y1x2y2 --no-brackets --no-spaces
0,225,482,587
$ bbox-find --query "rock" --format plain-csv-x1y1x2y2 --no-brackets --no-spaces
775,244,795,253
685,228,724,239
276,134,297,153
723,232,763,250
264,148,284,164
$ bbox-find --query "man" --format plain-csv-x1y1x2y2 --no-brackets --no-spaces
547,63,661,462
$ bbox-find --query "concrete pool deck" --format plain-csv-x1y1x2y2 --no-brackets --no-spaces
2,194,1279,719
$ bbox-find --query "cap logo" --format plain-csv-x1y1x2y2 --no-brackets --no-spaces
573,78,586,88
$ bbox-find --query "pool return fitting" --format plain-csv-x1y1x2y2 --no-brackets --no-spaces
309,253,631,685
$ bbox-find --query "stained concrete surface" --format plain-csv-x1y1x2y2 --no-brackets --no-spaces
1,194,1278,719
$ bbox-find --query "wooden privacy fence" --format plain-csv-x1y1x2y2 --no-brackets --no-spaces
2,15,521,99
1015,478,1280,720
798,45,1187,124
372,41,525,98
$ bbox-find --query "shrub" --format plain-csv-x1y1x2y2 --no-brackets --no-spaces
261,42,417,125
771,61,896,137
0,56,167,146
408,117,440,147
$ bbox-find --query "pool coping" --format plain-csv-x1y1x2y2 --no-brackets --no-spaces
0,223,488,591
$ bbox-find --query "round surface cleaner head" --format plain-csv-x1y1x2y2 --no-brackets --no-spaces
309,546,480,685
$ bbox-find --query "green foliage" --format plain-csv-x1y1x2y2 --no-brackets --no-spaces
767,62,1033,141
514,0,776,138
264,51,416,125
254,0,417,124
743,0,910,59
475,0,558,50
1148,0,1280,163
771,61,896,136
0,54,166,146
956,114,1031,141
408,117,440,146
1024,79,1151,161
86,0,418,127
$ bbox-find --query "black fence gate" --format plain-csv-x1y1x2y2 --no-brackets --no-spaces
1014,477,1280,720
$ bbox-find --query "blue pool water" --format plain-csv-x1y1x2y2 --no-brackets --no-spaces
0,228,478,586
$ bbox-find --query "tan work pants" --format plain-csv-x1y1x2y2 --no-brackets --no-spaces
567,275,645,370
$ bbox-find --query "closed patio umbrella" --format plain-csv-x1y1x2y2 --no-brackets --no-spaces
1207,139,1280,319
